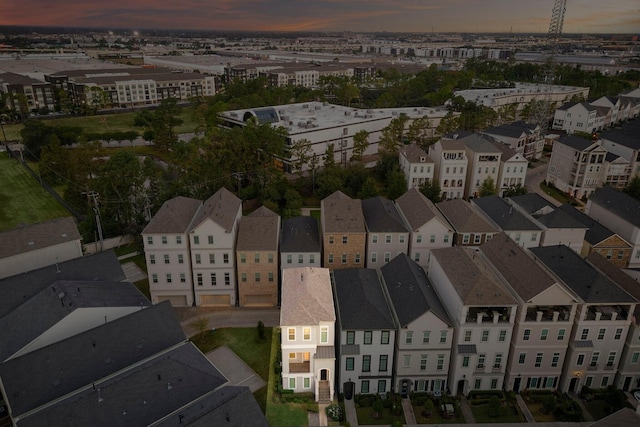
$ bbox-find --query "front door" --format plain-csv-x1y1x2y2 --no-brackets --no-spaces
569,377,579,393
623,376,632,392
400,380,410,397
457,380,465,395
320,369,327,381
513,377,521,393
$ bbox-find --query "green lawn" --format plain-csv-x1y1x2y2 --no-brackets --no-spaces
471,403,525,423
585,399,615,421
540,182,575,204
412,405,465,424
525,401,556,422
355,407,405,425
0,153,70,231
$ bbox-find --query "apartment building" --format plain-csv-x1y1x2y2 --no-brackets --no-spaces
320,191,366,270
399,144,435,189
333,268,396,396
530,245,637,393
280,267,336,402
361,196,409,269
436,199,499,248
428,139,468,200
236,206,280,307
428,246,517,394
479,235,581,392
395,188,454,270
380,254,454,395
280,216,322,270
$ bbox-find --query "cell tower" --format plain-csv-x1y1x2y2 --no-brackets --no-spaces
529,0,568,135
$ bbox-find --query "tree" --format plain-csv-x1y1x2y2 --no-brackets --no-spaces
488,396,501,418
288,138,312,177
419,179,442,203
39,134,69,185
386,168,407,200
256,320,266,342
378,115,409,153
624,177,640,199
359,176,379,199
351,129,369,163
479,176,497,197
324,143,337,169
407,116,434,150
372,396,384,419
436,111,460,136
150,98,183,152
503,183,528,198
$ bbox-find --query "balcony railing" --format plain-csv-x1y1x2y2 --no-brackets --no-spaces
290,361,310,373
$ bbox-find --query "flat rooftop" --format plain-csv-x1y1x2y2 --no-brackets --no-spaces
0,53,133,81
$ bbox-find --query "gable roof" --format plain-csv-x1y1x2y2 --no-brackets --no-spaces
458,133,503,154
557,203,624,246
430,246,517,306
399,144,433,163
487,138,521,161
0,250,125,320
0,217,81,259
142,196,202,234
281,216,321,253
0,280,150,362
509,193,556,215
236,206,280,251
190,187,241,232
333,268,395,330
361,197,409,233
479,233,570,303
280,267,335,326
436,198,497,233
472,195,541,231
556,134,599,151
0,302,186,417
530,245,636,304
321,191,366,233
599,120,640,149
396,188,450,231
537,208,588,229
380,253,451,327
588,186,640,228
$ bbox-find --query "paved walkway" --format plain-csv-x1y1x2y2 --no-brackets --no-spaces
568,394,594,422
120,261,147,283
205,345,266,392
516,394,536,422
174,307,280,337
460,395,476,423
402,397,417,425
344,397,359,426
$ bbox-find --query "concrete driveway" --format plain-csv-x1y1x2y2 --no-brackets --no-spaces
176,307,280,338
525,160,559,206
206,345,266,392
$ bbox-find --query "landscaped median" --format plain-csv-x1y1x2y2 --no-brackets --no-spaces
520,389,584,422
467,390,525,423
353,393,406,425
410,392,465,424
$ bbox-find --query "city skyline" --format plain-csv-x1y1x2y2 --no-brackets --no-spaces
1,0,638,34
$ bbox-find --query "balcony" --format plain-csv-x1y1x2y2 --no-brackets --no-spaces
466,307,510,324
585,305,628,321
524,305,571,322
290,361,310,373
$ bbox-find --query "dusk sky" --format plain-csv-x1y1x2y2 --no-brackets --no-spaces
1,0,638,34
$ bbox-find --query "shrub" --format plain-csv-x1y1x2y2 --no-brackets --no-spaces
326,403,344,421
488,396,501,418
542,395,557,414
372,398,384,419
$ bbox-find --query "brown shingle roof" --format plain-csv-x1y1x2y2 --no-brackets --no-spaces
396,188,449,231
280,267,335,326
321,191,366,233
0,217,81,259
431,246,516,306
236,206,280,251
400,144,433,163
190,187,241,232
436,199,497,233
142,196,202,234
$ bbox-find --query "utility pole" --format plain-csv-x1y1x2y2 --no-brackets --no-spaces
84,191,104,252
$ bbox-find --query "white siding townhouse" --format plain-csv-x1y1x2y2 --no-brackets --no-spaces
361,196,409,270
428,138,468,200
399,144,435,189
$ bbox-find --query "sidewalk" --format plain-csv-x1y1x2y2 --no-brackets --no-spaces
568,394,594,422
515,394,535,422
460,395,476,423
344,397,359,426
402,397,417,425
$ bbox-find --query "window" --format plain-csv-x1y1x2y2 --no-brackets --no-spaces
346,331,356,345
254,253,260,263
523,329,531,341
530,377,539,388
420,355,428,371
329,236,334,244
379,355,388,371
597,328,605,340
631,352,640,364
464,330,472,342
490,378,498,390
364,331,373,345
310,254,315,264
416,234,422,243
164,254,170,264
288,328,296,341
557,329,565,341
303,327,311,340
385,235,392,244
286,254,292,264
147,236,153,245
477,354,485,369
381,331,390,345
474,234,482,244
342,235,348,244
211,273,217,286
403,355,411,367
437,354,445,370
444,234,450,243
601,376,609,387
241,272,247,282
149,254,156,264
152,274,158,283
518,353,526,364
180,273,186,283
614,328,623,340
459,356,469,368
440,331,447,343
541,329,548,341
298,254,304,264
353,253,360,264
223,254,229,264
268,272,274,282
531,232,537,241
607,352,616,367
329,253,334,264
372,235,378,244
590,352,599,367
535,353,543,368
176,236,182,244
209,253,214,264
289,378,295,389
585,377,593,387
462,234,470,244
494,353,502,369
304,377,310,389
166,273,172,283
474,379,482,390
255,273,260,282
241,253,246,264
580,328,589,340
481,330,489,342
195,254,201,264
346,357,354,371
162,236,167,244
362,355,371,372
498,330,507,342
321,327,328,343
377,380,386,393
208,235,214,244
430,234,436,243
405,331,413,344
577,354,585,366
552,352,560,368
193,235,199,244
545,377,555,388
196,273,203,286
341,253,347,264
361,380,370,394
399,235,405,243
414,252,420,262
224,273,230,286
420,331,431,344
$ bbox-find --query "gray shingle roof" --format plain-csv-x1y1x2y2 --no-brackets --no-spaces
557,203,621,245
556,134,597,151
0,301,186,417
0,217,81,259
333,268,395,330
600,120,640,149
281,216,321,253
589,186,640,228
142,196,202,234
380,253,451,327
396,188,450,231
458,133,503,153
0,251,124,319
190,187,241,232
509,193,556,215
537,208,587,229
472,195,541,231
436,199,497,233
280,267,335,326
479,233,567,303
530,245,637,304
361,197,409,233
236,206,280,251
321,191,366,233
430,246,517,306
0,280,150,362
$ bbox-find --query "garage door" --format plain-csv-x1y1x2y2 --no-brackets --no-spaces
200,294,231,306
244,294,274,307
158,295,188,307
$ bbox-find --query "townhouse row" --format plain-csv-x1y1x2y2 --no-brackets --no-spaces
280,237,640,403
143,183,636,306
